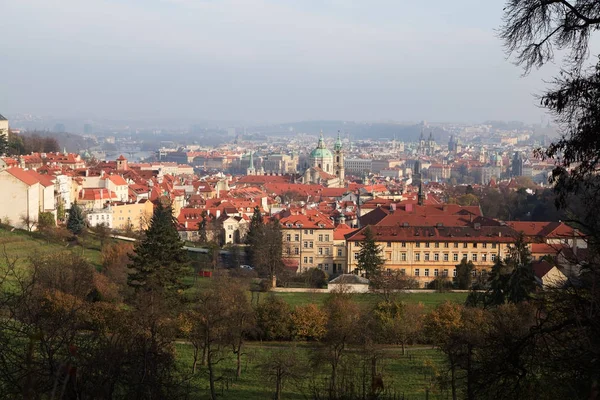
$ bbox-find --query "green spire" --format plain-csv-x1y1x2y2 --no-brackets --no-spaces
334,131,343,151
317,130,326,149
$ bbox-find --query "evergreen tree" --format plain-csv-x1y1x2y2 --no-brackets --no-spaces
246,206,264,267
249,206,263,230
0,133,8,156
455,258,475,289
67,202,86,235
479,234,536,307
128,201,190,294
198,210,208,244
504,235,536,304
356,227,385,279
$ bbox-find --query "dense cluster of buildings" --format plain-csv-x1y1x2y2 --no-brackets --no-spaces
0,114,583,287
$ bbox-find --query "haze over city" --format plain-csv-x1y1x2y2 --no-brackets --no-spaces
0,0,573,124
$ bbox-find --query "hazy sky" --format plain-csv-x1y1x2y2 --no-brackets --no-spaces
0,0,569,124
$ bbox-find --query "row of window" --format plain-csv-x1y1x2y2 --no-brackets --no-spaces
286,248,344,257
286,234,331,242
386,241,498,249
317,263,343,272
409,268,488,277
358,252,498,262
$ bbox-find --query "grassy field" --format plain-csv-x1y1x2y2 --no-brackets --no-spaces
0,227,104,269
271,291,468,309
175,342,447,400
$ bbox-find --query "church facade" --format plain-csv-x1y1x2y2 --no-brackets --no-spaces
302,133,345,188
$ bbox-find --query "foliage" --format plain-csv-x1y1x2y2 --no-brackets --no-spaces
256,295,293,341
373,300,425,354
247,218,284,286
0,132,7,155
56,200,66,222
454,258,475,290
128,201,190,297
355,227,385,279
427,276,453,292
456,193,479,206
6,131,60,155
259,347,306,400
66,202,86,235
478,235,536,307
370,270,420,301
291,303,328,341
198,210,208,244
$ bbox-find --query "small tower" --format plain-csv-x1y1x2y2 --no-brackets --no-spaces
116,155,128,171
427,132,435,156
418,129,425,155
418,181,425,206
333,131,345,182
246,152,256,176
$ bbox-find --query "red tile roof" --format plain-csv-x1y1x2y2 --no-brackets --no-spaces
4,168,40,186
346,225,518,243
107,174,128,186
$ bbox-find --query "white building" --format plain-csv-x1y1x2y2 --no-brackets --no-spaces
344,158,372,175
0,168,47,230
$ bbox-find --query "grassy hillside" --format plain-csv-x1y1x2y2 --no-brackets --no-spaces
0,227,103,270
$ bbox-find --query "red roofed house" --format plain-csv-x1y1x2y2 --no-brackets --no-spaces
0,168,56,230
346,224,518,287
278,209,339,274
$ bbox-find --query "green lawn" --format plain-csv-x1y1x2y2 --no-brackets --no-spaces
271,291,468,309
175,342,447,400
0,227,104,270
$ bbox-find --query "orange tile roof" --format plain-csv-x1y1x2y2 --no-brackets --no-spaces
4,168,40,186
346,225,518,243
106,174,128,186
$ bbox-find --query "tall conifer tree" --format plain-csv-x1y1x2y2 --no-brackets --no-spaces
128,201,190,294
356,227,385,279
67,202,86,235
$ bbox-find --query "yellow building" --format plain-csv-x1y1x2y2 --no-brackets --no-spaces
346,225,515,287
110,200,154,231
279,212,336,273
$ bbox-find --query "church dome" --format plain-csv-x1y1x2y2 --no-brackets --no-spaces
310,147,333,159
310,133,333,159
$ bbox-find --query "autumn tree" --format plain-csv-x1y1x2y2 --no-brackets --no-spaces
291,303,328,341
373,300,425,354
320,293,361,398
260,347,305,400
249,219,284,286
256,295,292,341
370,269,419,302
188,279,252,398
